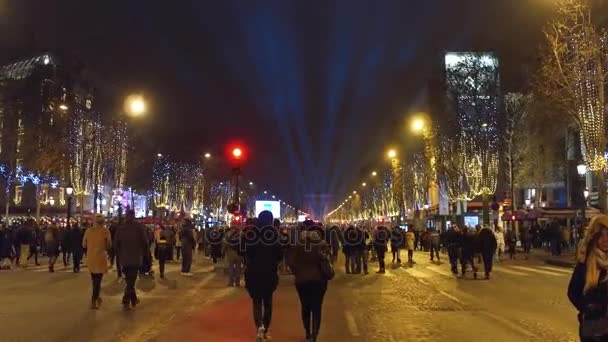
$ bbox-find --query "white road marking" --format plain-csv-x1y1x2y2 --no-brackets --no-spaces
509,265,562,276
404,268,431,278
427,266,452,277
493,267,529,276
345,311,360,337
439,290,464,305
538,266,573,274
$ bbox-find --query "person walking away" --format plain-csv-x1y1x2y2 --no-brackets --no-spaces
445,225,462,275
224,226,243,286
155,224,170,279
61,225,71,267
70,223,85,273
114,210,149,310
478,225,497,279
175,225,183,261
373,226,390,274
28,224,41,266
287,221,332,342
405,229,415,265
108,219,119,270
429,229,441,263
180,219,196,276
352,227,365,274
328,226,341,263
242,211,283,341
342,225,356,274
210,227,224,264
520,224,532,259
567,215,608,341
563,225,572,253
494,226,505,262
83,214,111,309
460,227,478,279
0,225,13,270
45,223,60,272
16,220,34,268
391,226,402,264
505,228,517,260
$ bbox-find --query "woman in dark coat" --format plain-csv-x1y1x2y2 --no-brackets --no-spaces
568,215,608,341
477,225,497,279
242,211,283,341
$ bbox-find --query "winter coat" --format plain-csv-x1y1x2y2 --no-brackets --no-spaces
429,232,440,247
460,231,477,257
286,231,329,284
114,219,149,268
180,224,196,249
477,228,497,256
444,228,462,248
373,227,390,252
391,229,403,250
16,225,33,245
69,227,85,253
568,263,608,321
405,231,415,251
45,225,60,254
83,224,112,274
342,227,358,255
223,229,242,264
242,225,283,298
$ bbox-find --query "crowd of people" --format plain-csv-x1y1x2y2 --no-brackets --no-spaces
1,211,607,341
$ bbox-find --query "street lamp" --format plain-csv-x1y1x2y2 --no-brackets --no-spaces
371,171,377,177
353,191,357,194
59,104,68,111
204,153,211,159
577,164,587,176
411,117,426,133
65,183,73,228
525,198,531,207
124,94,146,117
157,153,163,158
49,197,55,206
249,182,254,186
387,149,397,159
362,182,367,187
584,189,590,200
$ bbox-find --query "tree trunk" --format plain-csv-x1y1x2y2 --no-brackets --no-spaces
597,169,607,213
35,186,41,222
482,192,490,225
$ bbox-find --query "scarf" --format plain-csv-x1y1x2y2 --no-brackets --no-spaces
585,248,608,293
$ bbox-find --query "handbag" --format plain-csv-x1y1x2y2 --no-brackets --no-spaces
580,284,608,339
318,248,335,281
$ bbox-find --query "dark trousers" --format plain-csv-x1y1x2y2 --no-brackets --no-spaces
168,246,174,260
447,246,460,274
90,273,103,300
391,248,401,262
28,246,39,265
181,247,192,273
122,266,139,305
351,250,362,273
375,248,386,270
72,251,83,272
461,253,477,275
62,249,71,266
252,294,273,331
482,252,494,275
407,249,414,262
109,248,116,266
296,281,328,339
157,248,167,277
430,244,440,261
344,253,352,273
176,246,182,260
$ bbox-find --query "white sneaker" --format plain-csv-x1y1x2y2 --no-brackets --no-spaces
256,326,265,342
182,272,194,277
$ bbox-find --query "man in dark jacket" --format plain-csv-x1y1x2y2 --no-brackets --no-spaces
180,219,196,276
444,225,462,275
16,220,34,268
70,223,85,273
478,225,498,279
0,226,13,269
429,229,441,263
373,226,390,274
460,227,478,279
343,226,357,274
242,211,283,340
114,210,149,309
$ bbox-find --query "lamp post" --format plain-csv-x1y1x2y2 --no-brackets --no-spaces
66,184,73,228
578,163,587,225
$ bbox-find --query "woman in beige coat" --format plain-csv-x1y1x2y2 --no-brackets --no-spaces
83,214,112,309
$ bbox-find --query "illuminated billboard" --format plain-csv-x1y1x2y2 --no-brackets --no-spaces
255,200,281,219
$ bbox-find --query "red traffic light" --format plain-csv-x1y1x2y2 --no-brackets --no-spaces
511,215,516,221
232,148,243,159
226,142,247,165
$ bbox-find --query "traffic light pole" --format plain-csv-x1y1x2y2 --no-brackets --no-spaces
233,167,241,213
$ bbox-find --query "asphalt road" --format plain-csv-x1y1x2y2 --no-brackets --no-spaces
0,250,579,342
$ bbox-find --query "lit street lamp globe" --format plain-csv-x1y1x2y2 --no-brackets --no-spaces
387,149,397,159
577,164,587,176
124,94,146,117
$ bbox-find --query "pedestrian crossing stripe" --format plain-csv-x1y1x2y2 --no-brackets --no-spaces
426,266,452,277
537,266,573,274
493,267,529,276
509,265,562,276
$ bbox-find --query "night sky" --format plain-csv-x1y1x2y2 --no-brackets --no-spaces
0,0,554,216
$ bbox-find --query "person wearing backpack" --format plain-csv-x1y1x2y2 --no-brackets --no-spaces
287,221,331,342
